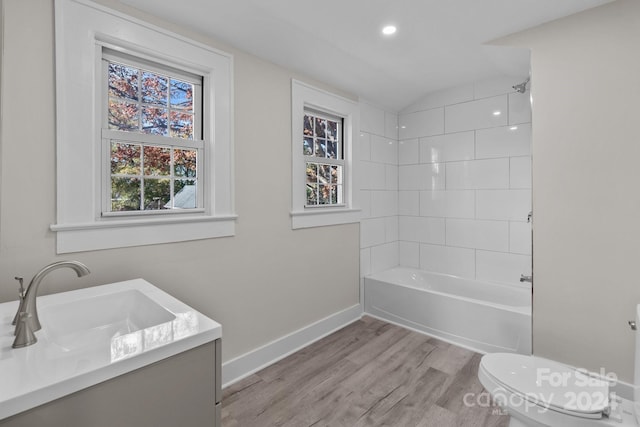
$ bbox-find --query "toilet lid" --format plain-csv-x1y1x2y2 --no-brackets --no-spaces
481,353,610,417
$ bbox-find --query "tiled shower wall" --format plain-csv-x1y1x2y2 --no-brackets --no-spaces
359,103,399,278
397,77,532,286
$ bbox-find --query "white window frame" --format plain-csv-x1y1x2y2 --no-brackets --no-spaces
101,49,204,215
303,108,345,207
52,0,235,253
291,80,360,229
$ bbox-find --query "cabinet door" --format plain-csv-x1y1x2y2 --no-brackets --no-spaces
1,342,217,427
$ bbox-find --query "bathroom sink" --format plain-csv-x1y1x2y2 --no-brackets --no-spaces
0,278,221,420
40,289,176,352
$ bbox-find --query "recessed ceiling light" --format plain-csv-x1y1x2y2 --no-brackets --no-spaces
382,25,397,36
493,111,501,116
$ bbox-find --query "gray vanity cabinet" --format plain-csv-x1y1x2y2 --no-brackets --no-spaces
0,340,221,427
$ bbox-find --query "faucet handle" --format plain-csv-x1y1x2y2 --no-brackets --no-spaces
14,277,24,297
12,312,37,348
11,277,26,326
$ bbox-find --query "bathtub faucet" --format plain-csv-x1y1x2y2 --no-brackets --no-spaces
520,274,532,283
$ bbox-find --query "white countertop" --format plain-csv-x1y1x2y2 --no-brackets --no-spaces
0,279,221,420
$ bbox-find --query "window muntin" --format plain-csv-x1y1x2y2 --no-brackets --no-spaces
106,59,196,139
102,50,204,214
110,143,197,211
303,110,344,207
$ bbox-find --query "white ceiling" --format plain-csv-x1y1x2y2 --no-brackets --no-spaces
120,0,613,111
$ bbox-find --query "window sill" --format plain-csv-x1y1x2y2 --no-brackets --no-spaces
290,208,360,229
51,214,237,253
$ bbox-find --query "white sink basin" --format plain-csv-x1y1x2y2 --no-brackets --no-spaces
41,289,176,352
0,279,221,420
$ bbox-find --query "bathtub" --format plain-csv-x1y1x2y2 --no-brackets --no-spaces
364,267,531,354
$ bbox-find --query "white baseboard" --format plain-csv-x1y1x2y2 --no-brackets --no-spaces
221,304,362,388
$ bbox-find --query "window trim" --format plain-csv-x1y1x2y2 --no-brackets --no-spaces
291,79,360,229
52,0,235,253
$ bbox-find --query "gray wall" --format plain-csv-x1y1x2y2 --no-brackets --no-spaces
0,0,359,362
496,0,640,382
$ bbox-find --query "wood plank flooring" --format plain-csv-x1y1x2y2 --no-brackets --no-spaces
222,316,509,427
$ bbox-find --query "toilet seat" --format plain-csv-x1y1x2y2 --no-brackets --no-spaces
480,353,611,419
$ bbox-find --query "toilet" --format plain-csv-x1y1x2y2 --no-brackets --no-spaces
478,305,640,426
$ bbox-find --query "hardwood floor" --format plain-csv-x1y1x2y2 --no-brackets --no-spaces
222,316,509,427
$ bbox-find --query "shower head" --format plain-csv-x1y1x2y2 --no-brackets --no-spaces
513,77,530,94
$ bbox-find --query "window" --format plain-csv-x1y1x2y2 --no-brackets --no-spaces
291,80,360,229
303,110,344,207
52,0,235,253
103,51,203,214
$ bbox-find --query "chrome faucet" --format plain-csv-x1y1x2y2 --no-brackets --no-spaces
12,261,90,339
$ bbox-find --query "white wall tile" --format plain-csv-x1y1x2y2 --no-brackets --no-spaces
475,221,510,253
371,191,398,217
399,165,421,190
359,190,372,218
399,216,445,244
360,248,372,277
419,244,475,279
399,191,420,216
399,108,444,139
446,190,476,218
475,124,531,159
476,189,531,221
385,216,399,242
419,131,475,164
443,217,470,248
446,219,509,252
445,190,476,219
371,242,399,274
419,190,475,219
361,78,531,289
399,242,420,268
510,222,532,255
385,165,398,191
510,156,532,189
445,95,508,133
399,164,446,191
362,161,386,190
385,112,398,140
476,250,531,285
360,102,385,136
508,92,532,125
419,190,446,217
446,159,509,190
360,160,370,190
474,76,523,99
402,84,474,113
399,139,419,165
371,135,398,165
360,217,386,248
359,132,371,161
